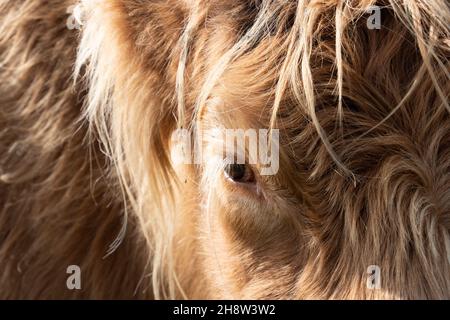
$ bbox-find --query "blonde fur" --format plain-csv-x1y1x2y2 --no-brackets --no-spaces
1,0,449,299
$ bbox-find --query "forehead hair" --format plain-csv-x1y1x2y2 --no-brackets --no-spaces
178,0,449,176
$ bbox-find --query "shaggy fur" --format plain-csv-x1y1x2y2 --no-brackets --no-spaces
0,0,449,299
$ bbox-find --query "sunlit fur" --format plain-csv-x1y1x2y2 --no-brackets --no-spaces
1,0,449,299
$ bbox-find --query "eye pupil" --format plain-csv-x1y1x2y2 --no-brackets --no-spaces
227,164,246,180
224,164,255,183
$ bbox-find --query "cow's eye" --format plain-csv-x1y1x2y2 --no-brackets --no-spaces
224,164,255,184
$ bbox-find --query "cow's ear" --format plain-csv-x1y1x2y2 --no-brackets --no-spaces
77,0,192,125
75,0,195,210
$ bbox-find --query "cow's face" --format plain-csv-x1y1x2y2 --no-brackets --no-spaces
79,0,450,299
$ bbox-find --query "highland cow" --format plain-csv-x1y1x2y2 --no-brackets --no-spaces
0,0,449,299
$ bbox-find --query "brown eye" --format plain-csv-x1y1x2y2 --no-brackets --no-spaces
224,164,255,183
